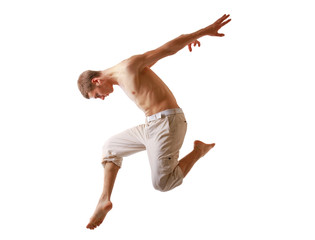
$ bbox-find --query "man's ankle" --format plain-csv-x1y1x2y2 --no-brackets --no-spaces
193,147,203,159
99,194,110,201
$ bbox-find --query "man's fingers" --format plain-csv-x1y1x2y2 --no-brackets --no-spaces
220,18,231,27
214,14,225,24
193,40,201,48
188,44,192,52
195,40,201,47
215,14,231,26
215,14,229,24
188,40,201,52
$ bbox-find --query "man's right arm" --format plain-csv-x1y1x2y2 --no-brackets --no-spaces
130,14,231,71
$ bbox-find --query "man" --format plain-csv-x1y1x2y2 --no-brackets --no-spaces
77,14,231,230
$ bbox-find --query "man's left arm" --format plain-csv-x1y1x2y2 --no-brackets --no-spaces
131,14,231,70
147,40,200,68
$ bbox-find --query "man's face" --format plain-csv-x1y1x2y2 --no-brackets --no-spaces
88,81,114,100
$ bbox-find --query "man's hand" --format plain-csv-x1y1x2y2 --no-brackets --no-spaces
187,14,230,52
188,40,201,52
202,14,231,37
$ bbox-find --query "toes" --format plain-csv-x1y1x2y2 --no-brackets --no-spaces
87,220,103,230
87,222,96,230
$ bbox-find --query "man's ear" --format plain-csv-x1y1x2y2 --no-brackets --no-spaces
91,77,101,86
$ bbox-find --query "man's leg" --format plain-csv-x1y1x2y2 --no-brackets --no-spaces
86,162,119,230
86,124,147,229
178,140,215,177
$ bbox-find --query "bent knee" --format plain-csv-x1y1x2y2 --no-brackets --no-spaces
102,139,123,167
152,174,183,192
153,181,170,192
102,138,118,157
102,139,112,152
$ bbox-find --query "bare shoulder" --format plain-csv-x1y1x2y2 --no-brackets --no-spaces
108,57,137,74
125,51,161,71
124,54,143,71
110,56,141,88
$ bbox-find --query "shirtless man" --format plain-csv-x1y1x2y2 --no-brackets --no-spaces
77,14,231,230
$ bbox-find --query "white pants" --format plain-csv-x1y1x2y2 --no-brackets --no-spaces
102,108,187,192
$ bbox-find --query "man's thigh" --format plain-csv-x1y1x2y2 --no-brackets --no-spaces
146,114,187,174
102,124,147,166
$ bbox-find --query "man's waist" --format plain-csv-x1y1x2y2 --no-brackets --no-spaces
146,108,183,122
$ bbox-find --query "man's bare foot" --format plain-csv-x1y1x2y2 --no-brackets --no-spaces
86,200,113,230
194,140,215,158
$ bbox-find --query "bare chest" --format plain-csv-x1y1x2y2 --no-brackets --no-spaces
114,62,177,114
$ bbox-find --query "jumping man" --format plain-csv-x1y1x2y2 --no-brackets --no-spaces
77,14,231,230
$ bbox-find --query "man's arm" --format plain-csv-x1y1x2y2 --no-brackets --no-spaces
131,14,231,70
147,40,201,68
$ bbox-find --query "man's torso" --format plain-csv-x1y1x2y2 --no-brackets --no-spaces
107,59,179,116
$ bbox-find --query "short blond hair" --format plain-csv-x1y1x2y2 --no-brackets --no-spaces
77,70,101,99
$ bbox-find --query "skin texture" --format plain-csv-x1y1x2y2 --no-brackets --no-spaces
85,14,231,230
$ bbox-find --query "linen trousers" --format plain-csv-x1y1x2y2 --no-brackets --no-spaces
102,109,187,192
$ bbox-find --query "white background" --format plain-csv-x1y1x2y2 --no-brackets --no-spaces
1,0,314,239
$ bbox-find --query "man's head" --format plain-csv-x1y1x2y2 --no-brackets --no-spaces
77,70,114,100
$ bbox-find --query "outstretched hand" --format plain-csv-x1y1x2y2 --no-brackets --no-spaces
203,14,231,37
188,40,201,52
187,14,231,52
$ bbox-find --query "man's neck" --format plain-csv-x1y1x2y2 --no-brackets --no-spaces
101,70,119,86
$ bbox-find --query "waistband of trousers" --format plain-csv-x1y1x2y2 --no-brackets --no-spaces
146,108,183,122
